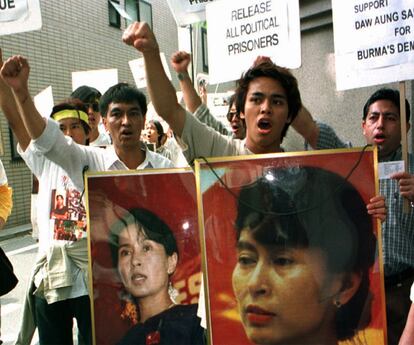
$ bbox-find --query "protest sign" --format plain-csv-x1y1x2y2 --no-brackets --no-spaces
0,0,42,36
72,69,118,95
205,0,300,84
34,86,54,118
166,0,220,27
128,53,172,89
333,0,414,90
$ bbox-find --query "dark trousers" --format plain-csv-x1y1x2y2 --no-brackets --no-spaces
34,295,91,345
385,272,414,345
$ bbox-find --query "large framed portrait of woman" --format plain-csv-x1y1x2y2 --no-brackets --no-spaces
195,147,386,345
85,168,204,345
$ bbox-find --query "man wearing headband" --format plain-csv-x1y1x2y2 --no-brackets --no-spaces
0,56,173,195
0,52,93,345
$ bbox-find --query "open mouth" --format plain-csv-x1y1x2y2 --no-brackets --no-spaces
257,118,272,133
374,133,386,144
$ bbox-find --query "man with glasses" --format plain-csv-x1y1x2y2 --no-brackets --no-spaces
71,85,111,146
170,51,246,140
292,87,414,345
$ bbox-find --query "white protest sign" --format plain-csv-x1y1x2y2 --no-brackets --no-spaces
207,92,233,128
333,0,414,91
72,69,118,95
166,0,221,27
129,53,172,89
206,0,300,84
34,86,54,118
0,0,42,36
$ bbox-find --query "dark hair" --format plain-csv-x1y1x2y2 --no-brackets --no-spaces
235,166,376,341
235,61,302,139
363,88,411,122
99,83,147,118
148,120,165,147
70,85,101,104
109,208,178,268
50,98,91,136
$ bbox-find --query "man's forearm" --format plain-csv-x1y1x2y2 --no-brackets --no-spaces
178,71,201,113
12,87,46,140
144,50,186,135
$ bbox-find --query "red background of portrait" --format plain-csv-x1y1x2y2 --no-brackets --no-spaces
198,149,386,345
87,170,201,345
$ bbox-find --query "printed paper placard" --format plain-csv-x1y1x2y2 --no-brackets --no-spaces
166,0,221,27
0,0,42,36
206,0,300,84
332,0,414,90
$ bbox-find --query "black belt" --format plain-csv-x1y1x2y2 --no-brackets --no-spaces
385,267,414,288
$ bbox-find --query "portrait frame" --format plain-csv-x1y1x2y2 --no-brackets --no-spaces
195,147,387,345
85,168,202,345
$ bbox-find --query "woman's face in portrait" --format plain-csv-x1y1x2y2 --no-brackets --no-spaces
56,195,64,208
232,229,343,345
117,223,177,302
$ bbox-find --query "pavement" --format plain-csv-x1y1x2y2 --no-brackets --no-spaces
0,223,32,242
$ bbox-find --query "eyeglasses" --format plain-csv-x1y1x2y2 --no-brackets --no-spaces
86,102,99,112
226,111,239,122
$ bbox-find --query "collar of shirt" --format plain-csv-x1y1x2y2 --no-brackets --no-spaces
104,143,148,170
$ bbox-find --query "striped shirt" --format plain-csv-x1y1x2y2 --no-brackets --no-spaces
317,122,414,276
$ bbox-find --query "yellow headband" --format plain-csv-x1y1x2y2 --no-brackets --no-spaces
52,109,89,125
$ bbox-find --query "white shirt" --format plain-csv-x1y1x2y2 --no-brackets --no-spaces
31,118,174,191
90,132,111,147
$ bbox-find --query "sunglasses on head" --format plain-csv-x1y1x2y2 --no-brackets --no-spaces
86,102,99,112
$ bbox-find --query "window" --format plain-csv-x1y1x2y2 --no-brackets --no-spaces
125,0,138,26
201,27,208,73
138,0,153,29
108,0,121,28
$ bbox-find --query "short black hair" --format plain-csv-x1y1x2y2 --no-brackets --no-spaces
363,88,410,122
99,83,147,118
109,208,178,268
71,85,101,104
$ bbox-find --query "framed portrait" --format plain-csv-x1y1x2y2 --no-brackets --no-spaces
195,147,386,345
85,168,203,345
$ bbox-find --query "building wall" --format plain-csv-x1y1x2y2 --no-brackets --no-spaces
0,0,179,229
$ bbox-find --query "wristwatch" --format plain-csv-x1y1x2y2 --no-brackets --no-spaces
177,72,186,81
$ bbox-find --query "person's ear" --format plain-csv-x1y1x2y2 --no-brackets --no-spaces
167,252,178,275
362,120,367,136
240,111,245,120
335,273,362,307
103,117,109,132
